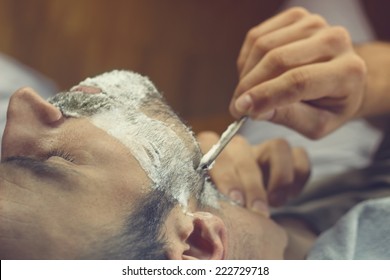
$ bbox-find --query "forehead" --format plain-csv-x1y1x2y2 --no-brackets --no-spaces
48,70,205,207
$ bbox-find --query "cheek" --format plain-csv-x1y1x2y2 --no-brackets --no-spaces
244,212,288,259
37,190,126,257
79,166,151,222
0,188,94,259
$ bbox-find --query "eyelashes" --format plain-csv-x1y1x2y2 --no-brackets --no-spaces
48,150,75,163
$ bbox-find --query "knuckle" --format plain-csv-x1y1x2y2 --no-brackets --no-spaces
264,49,287,73
246,27,259,44
250,89,271,113
322,26,351,48
237,57,244,71
294,146,309,160
344,55,367,78
333,26,351,41
288,70,309,95
293,148,310,172
253,37,270,54
286,7,309,19
306,14,327,29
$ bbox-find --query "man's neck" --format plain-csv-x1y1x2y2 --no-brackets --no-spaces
275,217,317,260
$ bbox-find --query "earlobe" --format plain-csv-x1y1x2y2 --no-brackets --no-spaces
182,212,227,260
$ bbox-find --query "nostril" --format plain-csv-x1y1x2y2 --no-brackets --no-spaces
70,85,102,94
8,87,63,125
47,106,63,123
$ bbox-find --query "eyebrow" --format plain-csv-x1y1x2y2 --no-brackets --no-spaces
4,156,73,181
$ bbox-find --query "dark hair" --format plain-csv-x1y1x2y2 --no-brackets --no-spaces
90,189,176,259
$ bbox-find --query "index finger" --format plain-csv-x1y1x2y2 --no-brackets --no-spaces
237,7,309,73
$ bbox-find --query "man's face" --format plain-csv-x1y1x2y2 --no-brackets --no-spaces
0,70,206,259
0,71,286,259
0,92,154,258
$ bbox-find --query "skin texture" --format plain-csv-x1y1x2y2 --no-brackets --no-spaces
7,7,390,259
354,42,390,119
1,88,152,258
229,7,367,139
197,132,310,210
0,84,293,259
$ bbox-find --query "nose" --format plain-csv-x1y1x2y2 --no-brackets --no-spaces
1,87,63,160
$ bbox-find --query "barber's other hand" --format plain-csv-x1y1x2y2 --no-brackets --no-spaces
230,7,367,139
197,132,311,213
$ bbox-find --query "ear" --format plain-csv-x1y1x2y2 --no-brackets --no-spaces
165,211,228,260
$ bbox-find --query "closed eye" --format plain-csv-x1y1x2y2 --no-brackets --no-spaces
48,150,75,163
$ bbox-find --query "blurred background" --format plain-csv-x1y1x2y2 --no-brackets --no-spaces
0,0,389,133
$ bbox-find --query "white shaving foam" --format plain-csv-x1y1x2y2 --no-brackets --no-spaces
49,70,220,208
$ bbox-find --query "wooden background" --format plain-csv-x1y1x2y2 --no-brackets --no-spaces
0,0,388,133
0,0,283,133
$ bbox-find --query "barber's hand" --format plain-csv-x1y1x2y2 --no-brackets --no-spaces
197,131,310,214
230,7,367,139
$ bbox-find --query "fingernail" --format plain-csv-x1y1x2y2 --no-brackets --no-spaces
235,94,253,113
269,190,287,206
252,200,269,217
229,190,244,205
